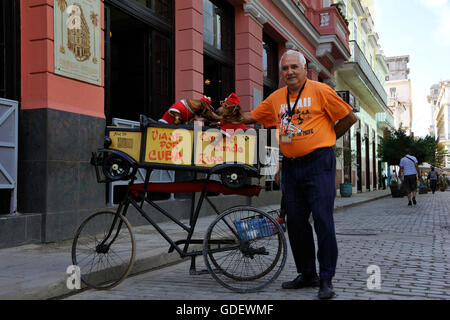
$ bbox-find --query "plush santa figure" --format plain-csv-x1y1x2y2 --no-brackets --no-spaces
219,93,246,135
159,96,215,124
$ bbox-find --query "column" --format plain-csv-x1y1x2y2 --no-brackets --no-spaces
234,4,265,112
175,0,204,100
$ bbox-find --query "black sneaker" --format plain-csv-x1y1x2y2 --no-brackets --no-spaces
282,274,320,289
408,201,412,206
412,197,417,205
318,279,336,300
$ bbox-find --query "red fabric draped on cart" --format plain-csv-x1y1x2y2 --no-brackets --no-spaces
129,180,261,197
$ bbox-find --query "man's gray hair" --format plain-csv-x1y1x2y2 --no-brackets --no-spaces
279,50,307,70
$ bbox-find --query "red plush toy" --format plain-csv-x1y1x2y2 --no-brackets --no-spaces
217,93,246,136
159,96,221,125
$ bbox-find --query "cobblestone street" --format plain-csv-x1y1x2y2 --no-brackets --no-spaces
65,191,450,300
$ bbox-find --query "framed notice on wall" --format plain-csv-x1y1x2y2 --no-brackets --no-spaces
54,0,101,86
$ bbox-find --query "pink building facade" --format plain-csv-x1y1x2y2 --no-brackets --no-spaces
0,0,350,247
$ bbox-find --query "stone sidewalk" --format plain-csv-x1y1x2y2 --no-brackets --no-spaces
66,190,450,301
0,189,390,300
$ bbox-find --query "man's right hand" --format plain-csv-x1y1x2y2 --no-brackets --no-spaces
275,170,280,186
275,163,282,186
241,111,257,124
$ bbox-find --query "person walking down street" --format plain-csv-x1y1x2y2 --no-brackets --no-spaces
427,166,439,194
241,50,358,299
382,169,387,190
391,169,398,183
399,148,420,206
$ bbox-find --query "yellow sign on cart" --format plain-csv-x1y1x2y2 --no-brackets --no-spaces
194,130,257,167
144,127,193,165
107,124,258,168
109,130,142,162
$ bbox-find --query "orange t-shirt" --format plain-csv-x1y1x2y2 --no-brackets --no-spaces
251,80,352,158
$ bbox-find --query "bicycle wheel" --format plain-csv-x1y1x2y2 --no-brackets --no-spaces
203,206,287,293
71,210,136,290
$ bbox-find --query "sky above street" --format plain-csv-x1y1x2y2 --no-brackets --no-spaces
373,0,450,137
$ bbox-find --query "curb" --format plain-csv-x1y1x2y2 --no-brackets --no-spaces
334,193,391,212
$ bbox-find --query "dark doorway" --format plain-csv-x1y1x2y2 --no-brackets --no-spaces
0,0,20,100
108,8,147,122
365,125,370,191
105,0,173,124
343,130,352,183
203,0,234,109
356,121,362,192
372,130,377,190
203,56,233,109
263,33,278,99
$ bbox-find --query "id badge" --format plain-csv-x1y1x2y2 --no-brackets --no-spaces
280,134,292,144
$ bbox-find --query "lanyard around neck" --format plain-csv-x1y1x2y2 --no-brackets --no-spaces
286,80,307,118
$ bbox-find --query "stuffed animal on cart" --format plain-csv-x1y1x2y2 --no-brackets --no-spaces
159,96,222,125
216,93,247,135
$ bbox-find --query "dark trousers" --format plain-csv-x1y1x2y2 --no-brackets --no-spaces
281,148,338,280
430,179,437,193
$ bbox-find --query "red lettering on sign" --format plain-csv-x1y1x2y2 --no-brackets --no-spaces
148,150,156,160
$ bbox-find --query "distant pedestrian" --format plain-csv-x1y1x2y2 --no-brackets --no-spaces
399,148,419,206
381,169,387,190
391,169,398,183
427,166,439,194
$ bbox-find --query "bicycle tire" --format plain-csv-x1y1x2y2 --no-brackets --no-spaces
71,210,136,290
203,206,287,293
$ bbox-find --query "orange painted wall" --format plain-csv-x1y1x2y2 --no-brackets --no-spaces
20,0,105,119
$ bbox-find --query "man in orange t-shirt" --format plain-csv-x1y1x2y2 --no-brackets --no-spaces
242,50,358,299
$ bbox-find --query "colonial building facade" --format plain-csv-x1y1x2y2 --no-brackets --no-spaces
430,80,450,170
1,0,355,247
384,55,413,135
333,0,392,193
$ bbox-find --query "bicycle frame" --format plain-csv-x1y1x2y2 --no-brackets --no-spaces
112,169,241,260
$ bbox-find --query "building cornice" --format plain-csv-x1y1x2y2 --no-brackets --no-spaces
319,34,351,60
272,0,321,46
368,32,378,47
248,0,335,80
243,2,267,27
351,0,364,17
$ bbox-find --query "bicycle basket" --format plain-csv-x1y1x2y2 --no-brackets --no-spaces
234,217,279,241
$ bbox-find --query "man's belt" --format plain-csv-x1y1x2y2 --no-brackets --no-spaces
283,147,332,162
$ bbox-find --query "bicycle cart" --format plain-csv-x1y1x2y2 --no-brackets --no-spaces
71,116,287,293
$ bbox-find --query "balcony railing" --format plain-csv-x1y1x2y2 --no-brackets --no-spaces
314,5,350,46
348,40,388,107
376,112,395,130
